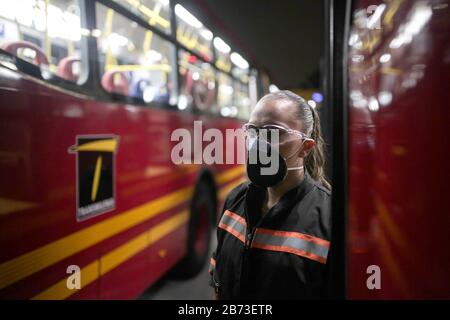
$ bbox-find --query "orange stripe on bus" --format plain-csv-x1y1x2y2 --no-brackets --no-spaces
251,242,327,264
255,228,330,248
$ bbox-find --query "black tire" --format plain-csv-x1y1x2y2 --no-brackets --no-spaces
170,179,215,279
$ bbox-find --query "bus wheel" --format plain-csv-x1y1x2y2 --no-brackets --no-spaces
170,179,215,279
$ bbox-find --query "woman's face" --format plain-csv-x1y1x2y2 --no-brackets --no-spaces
248,98,312,167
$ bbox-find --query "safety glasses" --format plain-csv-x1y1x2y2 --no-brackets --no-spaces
242,123,311,144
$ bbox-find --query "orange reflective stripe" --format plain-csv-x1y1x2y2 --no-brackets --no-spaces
218,210,246,243
256,228,330,248
251,228,330,264
223,210,246,226
251,242,327,264
218,222,246,243
209,257,216,274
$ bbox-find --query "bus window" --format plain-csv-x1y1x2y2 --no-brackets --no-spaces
178,49,216,113
248,69,259,109
96,3,175,104
112,0,171,35
175,4,213,62
217,72,236,117
214,37,232,73
231,52,250,119
230,52,249,80
0,0,85,83
234,80,251,120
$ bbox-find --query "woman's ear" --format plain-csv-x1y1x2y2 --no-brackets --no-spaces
299,139,316,157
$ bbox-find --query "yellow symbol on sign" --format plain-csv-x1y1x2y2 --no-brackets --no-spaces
91,156,102,202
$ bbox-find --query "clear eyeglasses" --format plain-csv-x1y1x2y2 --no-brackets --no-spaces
242,123,311,144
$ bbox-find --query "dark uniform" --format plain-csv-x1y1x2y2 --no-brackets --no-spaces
209,171,332,299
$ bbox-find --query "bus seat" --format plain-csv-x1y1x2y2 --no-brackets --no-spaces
56,57,80,82
153,83,171,104
129,77,152,98
182,70,194,94
101,70,129,96
1,41,49,66
192,80,215,111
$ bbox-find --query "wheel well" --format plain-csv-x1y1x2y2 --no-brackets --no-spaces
195,169,218,225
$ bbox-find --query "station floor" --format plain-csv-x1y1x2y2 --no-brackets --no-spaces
139,232,217,300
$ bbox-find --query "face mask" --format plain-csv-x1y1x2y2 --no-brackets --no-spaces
246,137,304,188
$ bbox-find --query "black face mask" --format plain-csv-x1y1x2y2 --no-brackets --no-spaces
246,138,304,188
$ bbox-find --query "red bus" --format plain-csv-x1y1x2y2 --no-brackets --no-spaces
326,0,450,299
0,0,260,299
2,0,449,301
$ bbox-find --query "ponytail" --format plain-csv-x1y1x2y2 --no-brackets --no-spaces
305,105,331,191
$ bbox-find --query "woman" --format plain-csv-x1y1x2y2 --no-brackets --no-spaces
209,90,332,299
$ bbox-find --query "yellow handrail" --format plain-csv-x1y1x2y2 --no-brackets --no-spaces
143,2,162,52
105,64,172,72
124,0,170,30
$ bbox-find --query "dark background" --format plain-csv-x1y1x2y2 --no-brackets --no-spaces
178,0,324,89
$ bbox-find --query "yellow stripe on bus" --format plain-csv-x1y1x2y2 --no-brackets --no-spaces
0,186,193,290
0,165,244,291
216,165,245,185
33,174,243,300
33,210,189,300
219,176,247,202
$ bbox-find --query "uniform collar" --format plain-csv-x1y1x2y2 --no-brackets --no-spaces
245,170,315,228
